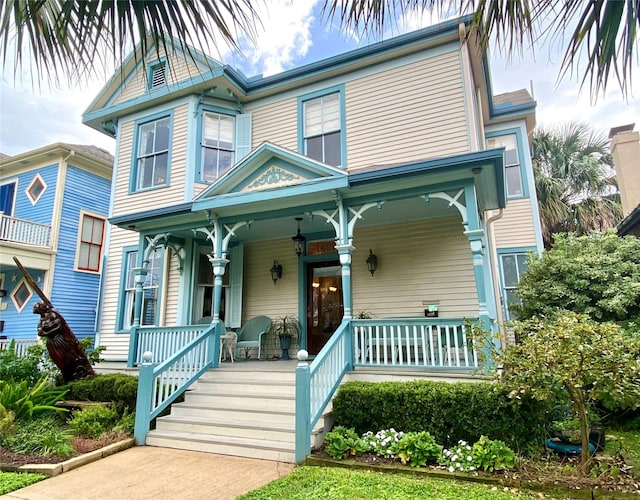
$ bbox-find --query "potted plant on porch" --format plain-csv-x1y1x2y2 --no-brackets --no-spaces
271,315,300,360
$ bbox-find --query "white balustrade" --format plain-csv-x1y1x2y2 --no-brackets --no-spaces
0,214,51,247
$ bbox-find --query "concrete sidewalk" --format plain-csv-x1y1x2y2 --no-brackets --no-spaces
2,447,295,500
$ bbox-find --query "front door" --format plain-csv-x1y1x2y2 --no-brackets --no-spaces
306,261,343,355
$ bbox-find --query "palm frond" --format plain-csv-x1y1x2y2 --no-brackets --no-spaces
533,121,623,249
0,0,260,85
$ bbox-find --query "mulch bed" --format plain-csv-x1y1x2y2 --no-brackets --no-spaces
0,432,128,468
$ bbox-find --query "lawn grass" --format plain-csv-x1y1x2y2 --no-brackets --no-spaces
0,471,47,495
238,466,556,499
609,430,640,465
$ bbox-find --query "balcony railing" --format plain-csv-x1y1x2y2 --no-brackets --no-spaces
0,213,51,247
0,338,40,356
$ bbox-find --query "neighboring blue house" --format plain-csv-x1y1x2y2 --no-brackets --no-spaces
0,143,113,345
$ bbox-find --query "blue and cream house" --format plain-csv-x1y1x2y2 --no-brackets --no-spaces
84,16,542,462
0,144,114,348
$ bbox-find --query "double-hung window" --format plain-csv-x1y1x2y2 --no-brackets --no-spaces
499,251,529,320
76,213,106,272
487,134,522,197
120,247,164,330
135,116,171,190
303,92,341,167
201,112,234,182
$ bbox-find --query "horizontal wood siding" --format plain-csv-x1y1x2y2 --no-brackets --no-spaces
113,49,205,105
242,239,299,321
95,227,139,360
491,199,538,248
163,249,180,326
49,166,111,340
249,98,298,151
112,104,189,218
352,217,478,318
346,51,468,170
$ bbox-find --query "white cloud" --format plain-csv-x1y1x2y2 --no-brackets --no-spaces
228,0,319,76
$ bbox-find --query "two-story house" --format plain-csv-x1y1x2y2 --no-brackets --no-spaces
0,143,113,351
83,16,542,462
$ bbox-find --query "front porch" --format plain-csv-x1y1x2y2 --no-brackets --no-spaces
130,317,482,463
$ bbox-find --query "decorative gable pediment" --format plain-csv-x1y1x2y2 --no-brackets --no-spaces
194,142,347,201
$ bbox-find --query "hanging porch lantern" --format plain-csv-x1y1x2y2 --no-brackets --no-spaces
292,217,306,257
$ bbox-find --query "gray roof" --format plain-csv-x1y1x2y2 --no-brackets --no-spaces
493,89,534,107
62,143,114,164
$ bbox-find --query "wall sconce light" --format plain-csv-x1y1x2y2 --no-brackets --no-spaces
366,249,378,276
291,217,306,257
270,260,283,285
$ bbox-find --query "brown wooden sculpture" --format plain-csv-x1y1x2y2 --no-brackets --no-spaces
14,257,96,383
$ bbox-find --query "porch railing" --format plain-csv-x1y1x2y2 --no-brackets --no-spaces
295,319,352,464
133,321,221,444
128,325,209,367
294,317,479,463
0,213,51,247
353,318,477,369
0,338,39,356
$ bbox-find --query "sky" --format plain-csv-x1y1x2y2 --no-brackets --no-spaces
0,1,638,157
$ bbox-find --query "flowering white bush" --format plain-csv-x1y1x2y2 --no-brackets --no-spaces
362,428,404,458
439,440,476,473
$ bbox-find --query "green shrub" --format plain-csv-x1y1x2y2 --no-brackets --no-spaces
67,404,119,439
113,409,136,434
0,377,68,420
396,431,442,467
331,381,552,453
470,435,516,472
2,414,75,457
0,342,47,386
323,426,369,460
63,373,138,416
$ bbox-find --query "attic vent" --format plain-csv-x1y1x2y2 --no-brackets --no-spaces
150,63,166,89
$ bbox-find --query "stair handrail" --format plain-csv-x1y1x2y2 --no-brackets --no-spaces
295,318,352,464
133,320,222,444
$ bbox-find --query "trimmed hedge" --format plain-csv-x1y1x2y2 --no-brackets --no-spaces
332,381,552,453
62,373,138,416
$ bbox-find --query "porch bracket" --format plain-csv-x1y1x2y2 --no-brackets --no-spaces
425,190,468,228
311,209,340,241
347,202,381,244
164,241,185,272
222,221,249,256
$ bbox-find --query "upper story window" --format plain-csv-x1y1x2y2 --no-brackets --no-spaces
134,115,171,190
76,212,106,273
487,134,522,197
302,91,342,167
201,112,234,182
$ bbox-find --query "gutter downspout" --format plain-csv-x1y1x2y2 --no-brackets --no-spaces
485,208,505,344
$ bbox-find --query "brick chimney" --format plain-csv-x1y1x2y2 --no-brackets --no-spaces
609,124,640,217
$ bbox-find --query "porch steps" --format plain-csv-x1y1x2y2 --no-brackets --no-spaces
145,364,330,463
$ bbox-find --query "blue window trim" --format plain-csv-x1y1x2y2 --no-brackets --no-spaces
297,84,346,168
497,246,537,321
115,245,139,333
485,127,530,199
194,104,238,184
129,109,174,193
147,58,168,91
